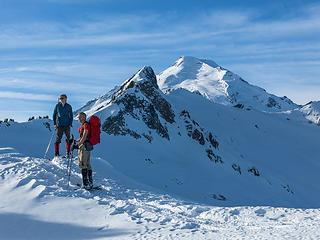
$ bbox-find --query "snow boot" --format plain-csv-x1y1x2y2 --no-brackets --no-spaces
81,169,89,189
54,143,60,157
88,169,93,188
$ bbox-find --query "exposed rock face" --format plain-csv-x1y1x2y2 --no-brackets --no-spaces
299,101,320,125
179,109,222,163
248,167,260,176
137,81,175,124
267,97,280,109
232,164,241,175
102,66,175,141
102,113,141,139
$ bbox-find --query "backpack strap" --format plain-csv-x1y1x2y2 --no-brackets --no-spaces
80,121,90,141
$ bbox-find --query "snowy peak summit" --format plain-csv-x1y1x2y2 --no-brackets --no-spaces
174,56,219,69
158,56,298,112
74,66,159,117
122,66,159,90
76,65,175,141
157,56,222,94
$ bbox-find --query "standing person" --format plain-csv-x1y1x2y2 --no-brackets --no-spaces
53,94,73,157
74,112,93,189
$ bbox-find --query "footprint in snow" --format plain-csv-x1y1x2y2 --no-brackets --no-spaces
229,209,240,216
255,208,266,217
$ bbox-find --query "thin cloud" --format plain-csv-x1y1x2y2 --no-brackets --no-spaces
0,91,56,101
0,77,105,94
0,5,319,50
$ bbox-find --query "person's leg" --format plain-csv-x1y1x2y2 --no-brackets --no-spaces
78,145,88,187
64,126,71,156
81,169,88,186
88,169,93,187
80,147,92,188
54,127,63,156
86,152,92,186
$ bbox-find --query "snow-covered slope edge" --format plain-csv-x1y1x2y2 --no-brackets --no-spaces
157,56,299,112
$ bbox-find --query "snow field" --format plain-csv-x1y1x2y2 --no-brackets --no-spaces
1,147,320,239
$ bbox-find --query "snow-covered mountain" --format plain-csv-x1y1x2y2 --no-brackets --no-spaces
73,64,320,208
158,56,298,112
1,58,320,239
299,101,320,125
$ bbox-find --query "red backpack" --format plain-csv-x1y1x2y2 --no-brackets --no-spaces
88,115,101,145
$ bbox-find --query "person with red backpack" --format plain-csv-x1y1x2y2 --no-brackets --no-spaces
74,112,101,189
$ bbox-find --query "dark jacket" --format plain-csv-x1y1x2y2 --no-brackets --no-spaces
53,103,73,127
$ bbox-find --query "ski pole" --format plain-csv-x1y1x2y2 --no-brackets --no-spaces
67,148,74,188
66,135,74,174
67,135,75,187
66,154,71,176
44,130,55,159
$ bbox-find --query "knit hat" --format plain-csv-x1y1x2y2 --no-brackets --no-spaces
59,94,67,99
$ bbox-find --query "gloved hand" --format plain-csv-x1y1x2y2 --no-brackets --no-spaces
71,144,79,151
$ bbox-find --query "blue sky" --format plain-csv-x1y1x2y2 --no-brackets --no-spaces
0,0,319,121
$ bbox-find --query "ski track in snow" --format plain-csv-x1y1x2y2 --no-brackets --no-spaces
1,147,320,239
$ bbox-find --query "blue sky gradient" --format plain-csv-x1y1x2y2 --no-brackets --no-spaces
1,0,319,121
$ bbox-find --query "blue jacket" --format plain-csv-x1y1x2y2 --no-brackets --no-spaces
53,103,73,127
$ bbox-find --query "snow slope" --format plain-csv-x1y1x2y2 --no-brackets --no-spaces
157,56,298,112
1,143,320,239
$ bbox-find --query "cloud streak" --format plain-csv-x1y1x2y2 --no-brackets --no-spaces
0,5,319,49
0,91,56,101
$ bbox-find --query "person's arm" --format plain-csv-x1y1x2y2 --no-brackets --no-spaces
78,129,88,147
53,105,58,128
69,105,73,127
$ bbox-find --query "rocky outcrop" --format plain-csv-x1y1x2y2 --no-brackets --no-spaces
102,67,175,141
180,109,222,163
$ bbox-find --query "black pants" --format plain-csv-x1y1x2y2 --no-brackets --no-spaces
55,126,71,144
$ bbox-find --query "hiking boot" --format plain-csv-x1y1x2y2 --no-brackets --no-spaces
81,183,91,190
66,141,71,156
54,143,60,157
81,169,89,187
66,152,71,159
88,169,93,184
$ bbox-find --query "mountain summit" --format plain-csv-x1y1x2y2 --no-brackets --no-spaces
158,56,298,112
